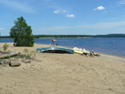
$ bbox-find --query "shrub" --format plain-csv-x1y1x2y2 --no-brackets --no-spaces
3,43,9,52
10,16,35,47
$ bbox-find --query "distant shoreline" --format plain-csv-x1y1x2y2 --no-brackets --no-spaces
38,37,92,39
0,34,125,39
0,36,93,39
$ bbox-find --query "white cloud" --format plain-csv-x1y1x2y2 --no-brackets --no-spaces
94,6,105,10
0,28,4,31
67,14,75,18
53,10,60,13
53,10,67,14
119,0,125,4
0,0,36,13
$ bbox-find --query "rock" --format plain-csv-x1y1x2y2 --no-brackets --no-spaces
0,59,10,65
22,59,31,63
9,59,21,67
9,51,16,54
10,58,16,60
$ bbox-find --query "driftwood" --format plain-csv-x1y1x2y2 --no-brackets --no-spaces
0,51,21,59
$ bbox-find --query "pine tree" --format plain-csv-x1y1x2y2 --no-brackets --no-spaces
10,16,35,47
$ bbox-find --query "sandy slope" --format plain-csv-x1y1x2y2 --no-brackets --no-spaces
0,43,125,94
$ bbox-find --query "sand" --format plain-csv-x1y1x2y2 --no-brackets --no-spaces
0,43,125,94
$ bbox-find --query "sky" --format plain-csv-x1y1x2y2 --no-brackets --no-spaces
0,0,125,36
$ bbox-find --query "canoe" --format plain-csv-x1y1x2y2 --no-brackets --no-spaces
36,47,74,54
74,50,83,54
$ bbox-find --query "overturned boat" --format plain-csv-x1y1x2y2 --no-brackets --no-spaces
36,47,74,54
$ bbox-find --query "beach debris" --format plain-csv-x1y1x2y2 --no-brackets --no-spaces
90,51,94,57
9,59,21,67
73,47,89,55
73,47,100,57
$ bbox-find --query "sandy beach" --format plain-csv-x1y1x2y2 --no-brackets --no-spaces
0,43,125,94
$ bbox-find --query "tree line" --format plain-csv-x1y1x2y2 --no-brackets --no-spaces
94,34,125,37
1,34,125,39
34,35,93,38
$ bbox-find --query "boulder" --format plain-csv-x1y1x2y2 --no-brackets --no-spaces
9,59,21,67
0,59,10,65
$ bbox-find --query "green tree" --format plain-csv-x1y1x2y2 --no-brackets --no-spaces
10,16,35,47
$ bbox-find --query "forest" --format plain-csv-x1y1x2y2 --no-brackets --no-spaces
0,34,125,39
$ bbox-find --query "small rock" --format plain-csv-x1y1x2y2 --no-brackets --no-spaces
9,59,21,67
109,88,112,90
9,51,16,54
10,58,16,60
0,59,10,65
22,59,31,63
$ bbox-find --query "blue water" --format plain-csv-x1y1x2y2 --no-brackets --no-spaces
0,38,125,57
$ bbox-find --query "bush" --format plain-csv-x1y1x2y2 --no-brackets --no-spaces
10,16,35,47
3,43,9,52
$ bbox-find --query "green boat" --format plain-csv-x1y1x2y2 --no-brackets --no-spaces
36,47,74,54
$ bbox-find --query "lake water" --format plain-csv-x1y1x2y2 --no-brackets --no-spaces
0,38,125,57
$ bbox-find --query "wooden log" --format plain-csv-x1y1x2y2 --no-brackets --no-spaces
0,51,21,59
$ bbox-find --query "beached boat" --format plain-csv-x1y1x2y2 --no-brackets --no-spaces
36,47,74,54
73,47,90,54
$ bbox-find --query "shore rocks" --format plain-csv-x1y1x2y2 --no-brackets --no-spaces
22,59,31,63
0,58,21,67
0,57,34,67
9,59,21,67
0,59,10,65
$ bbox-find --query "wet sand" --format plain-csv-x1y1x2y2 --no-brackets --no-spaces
0,43,125,94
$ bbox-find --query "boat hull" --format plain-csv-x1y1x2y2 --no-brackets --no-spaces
37,47,74,54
